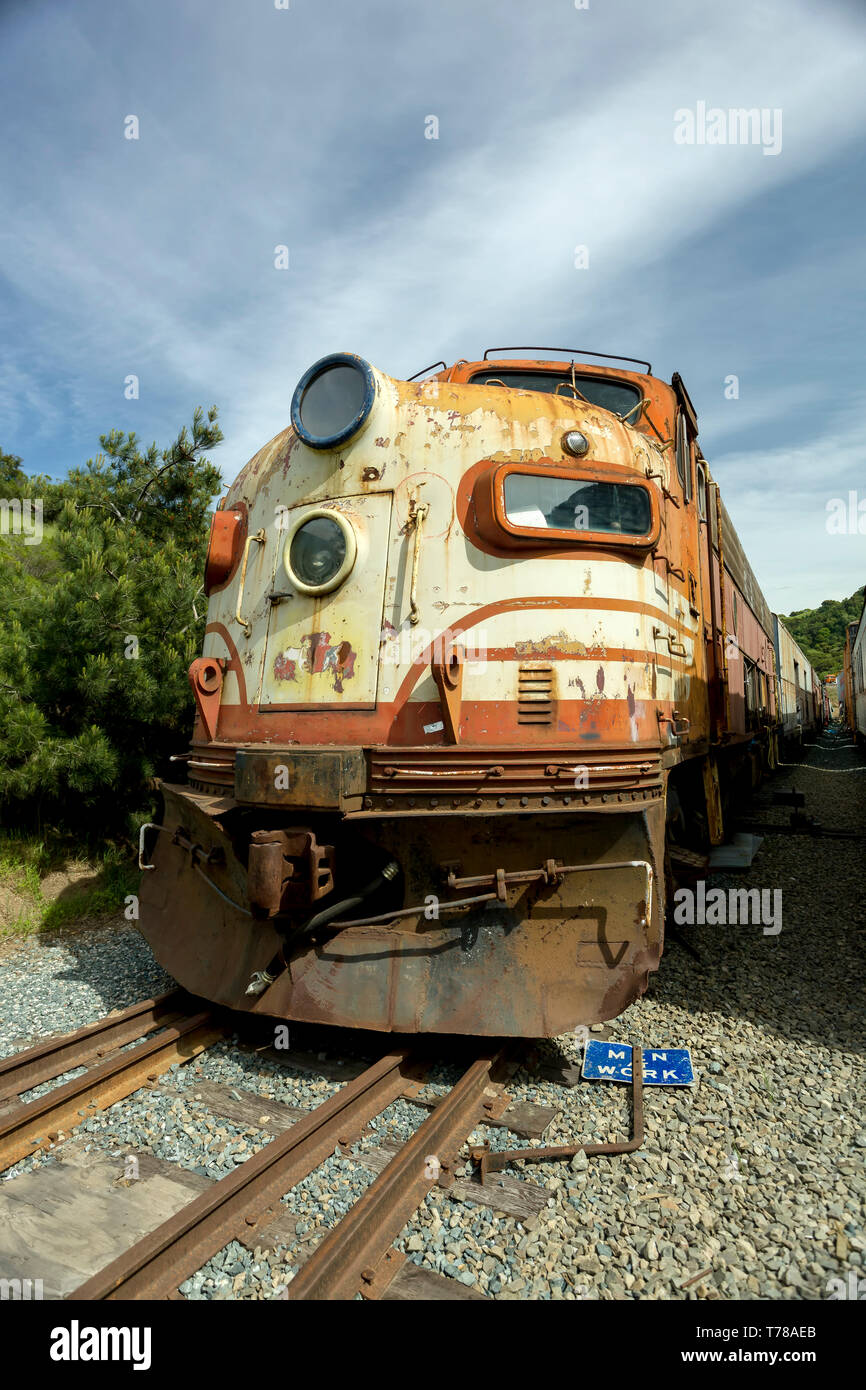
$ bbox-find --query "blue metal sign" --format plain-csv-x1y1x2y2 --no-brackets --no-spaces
581,1040,694,1086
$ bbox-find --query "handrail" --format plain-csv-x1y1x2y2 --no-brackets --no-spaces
407,493,428,627
235,529,266,637
482,346,652,372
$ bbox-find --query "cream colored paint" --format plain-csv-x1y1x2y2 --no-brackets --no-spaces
209,366,692,717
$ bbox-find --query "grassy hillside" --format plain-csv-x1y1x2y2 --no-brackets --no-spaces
780,588,865,678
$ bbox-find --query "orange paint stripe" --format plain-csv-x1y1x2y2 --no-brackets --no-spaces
393,596,693,707
213,696,674,746
482,646,683,666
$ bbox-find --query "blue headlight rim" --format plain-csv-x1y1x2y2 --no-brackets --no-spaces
291,353,376,450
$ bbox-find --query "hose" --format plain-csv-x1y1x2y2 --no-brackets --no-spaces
245,860,400,996
280,860,400,948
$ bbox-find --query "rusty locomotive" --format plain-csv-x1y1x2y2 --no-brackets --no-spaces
139,347,808,1037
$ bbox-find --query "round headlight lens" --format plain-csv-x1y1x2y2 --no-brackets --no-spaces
291,353,376,450
563,430,590,457
284,510,357,594
290,516,346,586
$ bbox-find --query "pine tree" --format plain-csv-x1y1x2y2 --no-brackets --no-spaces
0,408,223,841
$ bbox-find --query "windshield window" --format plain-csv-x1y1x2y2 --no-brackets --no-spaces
503,473,651,536
470,370,641,419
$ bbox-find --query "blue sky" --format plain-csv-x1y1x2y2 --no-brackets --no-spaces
1,0,864,611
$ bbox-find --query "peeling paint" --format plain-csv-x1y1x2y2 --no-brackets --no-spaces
273,631,357,693
515,630,588,657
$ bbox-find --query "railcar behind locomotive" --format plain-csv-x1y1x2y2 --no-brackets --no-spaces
772,615,822,751
844,604,866,742
139,347,796,1037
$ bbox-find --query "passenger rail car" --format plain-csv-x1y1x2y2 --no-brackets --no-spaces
772,616,821,749
845,604,866,742
140,348,795,1036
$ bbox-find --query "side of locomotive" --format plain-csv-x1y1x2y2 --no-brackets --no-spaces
138,349,787,1037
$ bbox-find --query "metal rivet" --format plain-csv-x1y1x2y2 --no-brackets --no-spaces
498,797,506,807
520,797,529,807
542,796,550,806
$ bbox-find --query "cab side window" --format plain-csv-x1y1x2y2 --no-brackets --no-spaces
696,463,707,519
675,412,693,503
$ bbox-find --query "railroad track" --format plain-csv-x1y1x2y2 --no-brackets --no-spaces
0,989,224,1173
69,1043,512,1301
0,1000,518,1300
1,999,640,1301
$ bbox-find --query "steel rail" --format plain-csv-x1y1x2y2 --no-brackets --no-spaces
0,989,189,1103
0,1011,223,1173
71,1048,419,1300
288,1046,507,1301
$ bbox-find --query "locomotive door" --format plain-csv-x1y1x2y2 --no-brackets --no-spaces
259,492,393,709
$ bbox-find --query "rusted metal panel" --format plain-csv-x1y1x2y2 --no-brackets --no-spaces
234,748,366,808
138,784,664,1037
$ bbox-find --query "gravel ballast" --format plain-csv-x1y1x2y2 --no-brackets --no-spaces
0,726,863,1300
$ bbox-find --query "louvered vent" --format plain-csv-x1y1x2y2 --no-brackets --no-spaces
517,663,555,724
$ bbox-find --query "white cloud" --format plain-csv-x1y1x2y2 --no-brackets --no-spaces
0,0,864,612
712,413,866,611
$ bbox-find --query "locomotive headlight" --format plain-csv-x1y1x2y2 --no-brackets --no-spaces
284,509,357,594
291,353,376,450
562,430,590,457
